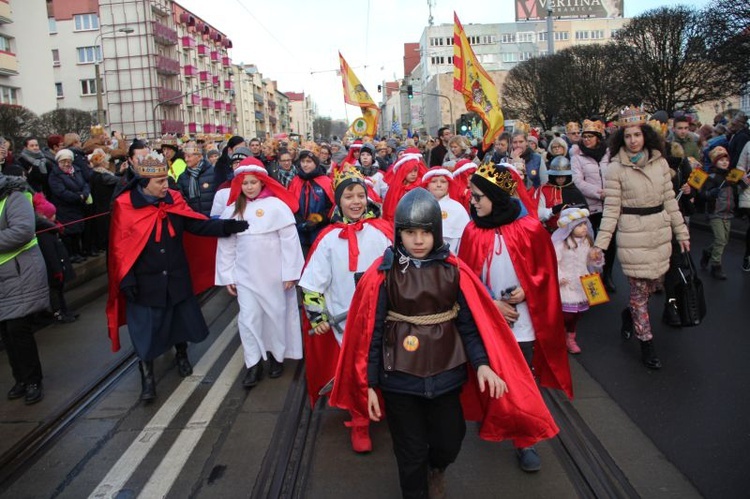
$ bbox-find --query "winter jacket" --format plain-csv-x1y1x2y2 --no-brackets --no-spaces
175,159,219,216
736,141,750,209
0,177,49,321
701,170,736,220
47,163,91,235
520,148,544,189
35,215,74,283
729,127,750,169
595,149,689,280
570,144,610,214
673,136,701,162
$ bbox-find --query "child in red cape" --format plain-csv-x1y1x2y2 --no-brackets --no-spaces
381,151,428,221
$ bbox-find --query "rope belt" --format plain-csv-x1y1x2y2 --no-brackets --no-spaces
386,303,460,325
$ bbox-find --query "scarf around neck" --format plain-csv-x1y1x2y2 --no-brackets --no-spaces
579,142,607,163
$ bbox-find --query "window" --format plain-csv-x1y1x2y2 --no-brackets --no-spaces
81,79,97,95
575,31,590,40
447,56,453,64
446,37,454,46
0,35,10,52
517,32,535,43
501,33,516,44
74,13,99,31
48,17,57,34
55,82,64,98
0,85,18,104
482,35,496,44
502,52,516,63
554,31,570,41
52,49,60,66
519,52,533,61
430,56,445,65
610,29,620,38
591,30,605,40
538,32,548,42
77,46,102,64
468,35,480,45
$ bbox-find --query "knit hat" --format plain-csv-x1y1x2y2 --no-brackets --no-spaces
32,192,56,219
298,149,320,167
55,149,74,162
230,146,252,163
709,146,729,165
360,143,376,157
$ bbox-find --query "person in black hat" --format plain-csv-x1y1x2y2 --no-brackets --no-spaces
288,149,334,253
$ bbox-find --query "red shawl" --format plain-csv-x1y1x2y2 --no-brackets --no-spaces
288,175,335,219
106,189,218,352
458,217,573,398
329,254,560,447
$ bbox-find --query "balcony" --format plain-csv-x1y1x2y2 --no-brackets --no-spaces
187,122,198,133
153,21,178,45
253,92,264,105
158,87,182,104
188,94,201,106
212,75,220,87
160,119,184,135
213,99,223,111
155,55,180,75
210,50,220,63
0,51,19,76
269,116,277,126
203,123,215,133
197,44,208,57
181,36,196,50
184,64,197,77
223,80,233,90
201,97,211,109
199,70,209,83
217,125,226,134
255,111,264,121
221,56,230,67
179,12,196,27
268,101,276,111
225,102,232,113
0,1,11,24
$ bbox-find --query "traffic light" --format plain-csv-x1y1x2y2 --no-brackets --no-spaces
407,85,413,99
377,84,382,93
460,115,468,133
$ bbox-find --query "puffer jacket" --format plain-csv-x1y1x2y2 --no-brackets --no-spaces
736,141,750,209
595,149,689,280
0,177,49,321
570,144,610,214
175,159,218,216
47,163,90,235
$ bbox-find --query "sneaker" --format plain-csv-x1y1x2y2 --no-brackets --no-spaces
743,256,750,272
515,447,541,472
700,249,710,270
53,311,77,323
350,424,372,453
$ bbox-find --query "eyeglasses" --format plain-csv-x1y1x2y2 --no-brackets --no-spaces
470,193,486,202
569,131,580,136
581,134,597,140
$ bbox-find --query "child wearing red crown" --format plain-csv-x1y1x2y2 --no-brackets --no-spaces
422,167,470,253
458,162,572,473
215,159,305,388
299,169,392,453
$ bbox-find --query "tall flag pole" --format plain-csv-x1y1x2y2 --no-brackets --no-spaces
338,52,380,138
453,12,504,151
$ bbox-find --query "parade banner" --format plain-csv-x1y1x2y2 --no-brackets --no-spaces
515,0,623,21
339,52,379,138
453,12,504,151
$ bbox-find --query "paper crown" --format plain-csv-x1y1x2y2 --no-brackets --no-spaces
334,167,366,191
647,119,668,138
514,120,530,134
90,124,105,137
565,122,581,133
182,141,202,155
582,119,605,136
474,162,517,196
137,151,169,178
617,106,648,127
160,134,179,147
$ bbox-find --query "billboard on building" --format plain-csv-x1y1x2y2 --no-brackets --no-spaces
515,0,623,21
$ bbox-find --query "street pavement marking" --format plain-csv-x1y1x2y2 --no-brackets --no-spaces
137,347,244,498
89,318,238,499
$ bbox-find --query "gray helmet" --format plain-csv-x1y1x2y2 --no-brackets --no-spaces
548,156,572,176
394,187,444,251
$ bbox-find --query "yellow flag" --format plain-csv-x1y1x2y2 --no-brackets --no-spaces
339,52,380,137
453,13,504,150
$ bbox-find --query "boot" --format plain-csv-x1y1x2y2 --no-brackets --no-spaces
242,361,263,388
268,355,284,379
603,268,617,294
700,249,710,270
174,342,193,377
428,467,446,499
640,340,662,370
565,333,581,354
348,423,372,453
710,264,727,280
139,361,156,401
620,308,633,340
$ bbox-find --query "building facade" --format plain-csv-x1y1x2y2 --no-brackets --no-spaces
286,91,314,140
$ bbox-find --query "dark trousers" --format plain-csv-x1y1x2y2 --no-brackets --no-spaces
49,280,69,314
383,388,466,499
0,316,43,384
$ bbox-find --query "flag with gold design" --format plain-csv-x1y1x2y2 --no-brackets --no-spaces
453,12,504,151
339,52,380,137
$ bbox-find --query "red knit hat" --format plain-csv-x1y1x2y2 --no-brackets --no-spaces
33,192,56,219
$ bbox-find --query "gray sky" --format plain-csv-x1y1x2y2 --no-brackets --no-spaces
177,0,711,121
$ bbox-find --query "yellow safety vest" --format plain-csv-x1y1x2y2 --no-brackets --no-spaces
0,191,39,266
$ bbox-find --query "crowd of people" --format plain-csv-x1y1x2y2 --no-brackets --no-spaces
0,105,748,498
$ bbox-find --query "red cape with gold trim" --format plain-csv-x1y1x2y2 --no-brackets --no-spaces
302,217,393,408
458,216,573,398
106,189,218,352
329,253,560,446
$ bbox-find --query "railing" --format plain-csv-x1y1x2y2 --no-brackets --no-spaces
201,97,211,109
199,70,209,82
225,102,232,113
221,56,230,67
187,122,198,133
152,21,178,45
158,87,182,103
212,75,220,87
160,119,184,134
184,64,197,77
253,92,264,105
189,94,201,106
210,51,219,63
213,100,223,111
197,44,208,57
181,36,196,49
255,111,265,121
0,51,18,76
223,80,233,90
155,55,180,75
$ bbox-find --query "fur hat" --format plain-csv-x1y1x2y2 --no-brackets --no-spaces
709,146,729,165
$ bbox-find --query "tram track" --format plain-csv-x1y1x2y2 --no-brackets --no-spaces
0,287,221,491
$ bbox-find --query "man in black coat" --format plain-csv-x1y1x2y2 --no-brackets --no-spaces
428,127,452,167
176,142,218,216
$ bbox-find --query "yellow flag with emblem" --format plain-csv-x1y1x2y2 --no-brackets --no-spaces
339,52,379,137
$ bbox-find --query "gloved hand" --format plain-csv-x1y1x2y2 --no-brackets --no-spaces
222,219,249,235
552,203,565,215
121,285,138,302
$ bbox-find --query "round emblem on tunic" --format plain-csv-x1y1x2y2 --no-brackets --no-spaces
202,182,210,189
530,170,537,177
256,209,265,217
403,335,419,352
441,210,448,220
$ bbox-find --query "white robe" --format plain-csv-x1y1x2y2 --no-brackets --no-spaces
438,195,470,254
298,223,391,344
215,196,305,366
210,187,230,218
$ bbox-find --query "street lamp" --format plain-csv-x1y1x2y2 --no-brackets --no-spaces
95,27,134,125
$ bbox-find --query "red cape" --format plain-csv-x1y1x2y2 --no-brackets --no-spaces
288,174,335,212
458,217,573,398
329,254,560,446
106,189,218,352
302,218,393,408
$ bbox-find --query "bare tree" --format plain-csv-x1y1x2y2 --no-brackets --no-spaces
0,104,38,151
34,108,95,142
502,55,565,129
701,0,750,94
313,116,333,140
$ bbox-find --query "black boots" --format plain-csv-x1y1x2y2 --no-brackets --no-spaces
710,265,727,280
243,361,263,388
139,361,156,401
640,340,662,370
620,308,633,340
175,342,193,377
268,355,284,378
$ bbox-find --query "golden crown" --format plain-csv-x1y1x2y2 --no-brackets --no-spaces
475,162,517,196
137,151,168,178
514,120,530,134
334,167,366,191
617,106,648,127
90,124,105,137
647,119,667,138
582,119,605,136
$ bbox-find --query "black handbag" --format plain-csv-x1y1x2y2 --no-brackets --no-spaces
674,253,706,327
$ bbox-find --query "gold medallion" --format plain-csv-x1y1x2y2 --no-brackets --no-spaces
202,182,209,189
441,210,448,220
256,209,265,217
403,335,419,352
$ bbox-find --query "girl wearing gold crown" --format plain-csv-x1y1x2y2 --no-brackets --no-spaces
458,162,572,473
590,108,690,370
299,168,392,453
